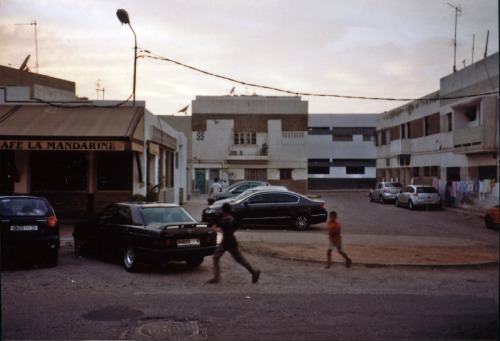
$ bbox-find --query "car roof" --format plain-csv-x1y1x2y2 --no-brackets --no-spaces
113,202,182,208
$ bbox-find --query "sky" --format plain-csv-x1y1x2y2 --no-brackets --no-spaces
0,0,498,115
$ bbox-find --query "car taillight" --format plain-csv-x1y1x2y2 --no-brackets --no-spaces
322,203,326,210
414,190,418,197
384,189,389,193
47,216,58,227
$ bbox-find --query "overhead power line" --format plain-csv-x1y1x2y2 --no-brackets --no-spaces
140,49,498,102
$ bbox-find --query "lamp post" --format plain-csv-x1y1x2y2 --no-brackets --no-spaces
116,9,137,106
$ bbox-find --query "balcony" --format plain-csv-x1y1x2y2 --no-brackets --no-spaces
227,146,268,164
390,139,412,155
453,126,485,154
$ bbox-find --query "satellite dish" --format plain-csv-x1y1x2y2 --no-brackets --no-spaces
177,105,189,114
20,55,30,71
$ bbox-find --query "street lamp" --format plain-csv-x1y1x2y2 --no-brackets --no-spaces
116,9,137,106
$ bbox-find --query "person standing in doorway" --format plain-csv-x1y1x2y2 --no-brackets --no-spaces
325,211,352,269
207,203,260,284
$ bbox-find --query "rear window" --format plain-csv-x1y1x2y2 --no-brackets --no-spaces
388,183,403,187
141,207,196,225
0,198,52,217
417,187,438,194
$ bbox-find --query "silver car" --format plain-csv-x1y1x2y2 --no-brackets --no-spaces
369,182,403,204
395,185,442,210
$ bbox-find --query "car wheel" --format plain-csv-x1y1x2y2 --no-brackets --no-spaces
74,238,86,256
409,200,415,210
44,251,58,268
123,247,140,272
186,256,204,268
380,196,385,204
369,194,374,202
294,214,310,231
485,214,494,229
395,198,400,207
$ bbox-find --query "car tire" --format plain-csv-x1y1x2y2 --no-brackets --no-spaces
395,198,400,207
123,247,140,272
74,238,86,256
409,200,415,210
294,214,310,231
485,214,494,229
369,194,374,202
380,196,385,205
186,256,204,268
44,251,58,268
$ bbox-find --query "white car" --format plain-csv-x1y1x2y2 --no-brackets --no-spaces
214,186,289,205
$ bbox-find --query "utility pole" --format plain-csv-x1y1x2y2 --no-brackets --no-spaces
14,21,38,73
448,3,461,73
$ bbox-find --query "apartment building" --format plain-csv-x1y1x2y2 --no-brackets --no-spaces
376,52,499,210
308,114,377,189
190,95,308,194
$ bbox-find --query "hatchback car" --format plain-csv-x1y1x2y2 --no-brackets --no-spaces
369,182,403,204
395,185,442,210
73,203,217,272
217,180,270,200
1,195,60,268
202,190,327,231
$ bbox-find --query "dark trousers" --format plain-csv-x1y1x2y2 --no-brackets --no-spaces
212,243,254,276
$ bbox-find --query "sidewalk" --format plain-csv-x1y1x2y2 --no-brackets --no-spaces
59,195,499,268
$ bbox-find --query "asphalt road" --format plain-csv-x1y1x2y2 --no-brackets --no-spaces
1,191,499,340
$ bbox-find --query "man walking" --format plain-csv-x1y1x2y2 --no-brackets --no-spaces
207,203,260,284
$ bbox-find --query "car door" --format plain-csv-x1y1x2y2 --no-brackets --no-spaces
398,187,410,205
238,193,274,225
270,193,300,225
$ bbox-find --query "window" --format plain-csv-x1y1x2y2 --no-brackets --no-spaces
308,159,330,175
363,135,375,143
446,113,453,132
424,116,430,136
423,166,430,177
430,166,439,177
234,132,256,145
271,193,298,203
385,158,390,167
245,169,267,181
30,151,87,191
407,122,411,138
447,167,460,181
413,167,420,177
96,151,133,190
196,131,205,141
399,155,410,166
280,169,293,180
346,167,364,174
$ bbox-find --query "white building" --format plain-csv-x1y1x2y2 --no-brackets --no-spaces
308,114,377,189
376,52,499,210
0,65,187,219
190,95,309,194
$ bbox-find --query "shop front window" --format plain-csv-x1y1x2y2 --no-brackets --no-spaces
31,151,87,191
96,151,133,191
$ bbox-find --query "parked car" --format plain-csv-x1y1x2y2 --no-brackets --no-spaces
202,190,327,231
369,182,403,204
395,185,442,210
485,205,499,229
1,195,60,268
73,203,217,272
217,180,270,200
214,185,288,205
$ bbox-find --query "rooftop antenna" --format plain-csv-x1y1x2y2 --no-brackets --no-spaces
471,34,475,64
96,79,105,100
14,21,38,73
19,55,30,71
483,30,489,59
447,3,461,73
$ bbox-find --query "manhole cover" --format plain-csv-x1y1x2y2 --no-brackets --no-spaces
125,319,201,340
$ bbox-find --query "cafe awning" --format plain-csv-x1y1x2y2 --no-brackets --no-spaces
0,105,145,151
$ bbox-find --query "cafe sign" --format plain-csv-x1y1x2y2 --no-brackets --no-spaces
0,140,126,151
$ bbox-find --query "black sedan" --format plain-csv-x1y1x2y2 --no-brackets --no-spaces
202,190,328,231
1,195,60,268
73,203,217,272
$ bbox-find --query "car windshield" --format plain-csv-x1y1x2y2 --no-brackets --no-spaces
141,207,196,225
417,187,438,193
0,198,51,217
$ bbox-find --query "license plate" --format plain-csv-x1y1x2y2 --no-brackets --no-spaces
177,238,200,247
10,225,38,231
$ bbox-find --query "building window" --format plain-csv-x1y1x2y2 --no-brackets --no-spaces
196,131,205,141
346,166,365,174
423,166,430,177
234,132,256,145
386,158,390,167
30,151,87,191
280,169,293,180
413,167,420,177
407,122,411,138
430,166,439,177
399,155,410,166
245,168,267,181
363,135,375,143
401,124,406,139
332,135,353,141
308,159,330,174
446,113,453,132
96,151,133,190
447,167,460,181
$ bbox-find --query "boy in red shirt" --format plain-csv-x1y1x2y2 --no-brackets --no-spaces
326,211,352,269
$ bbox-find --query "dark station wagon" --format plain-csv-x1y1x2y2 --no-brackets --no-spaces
1,195,60,268
202,190,328,231
73,203,217,272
